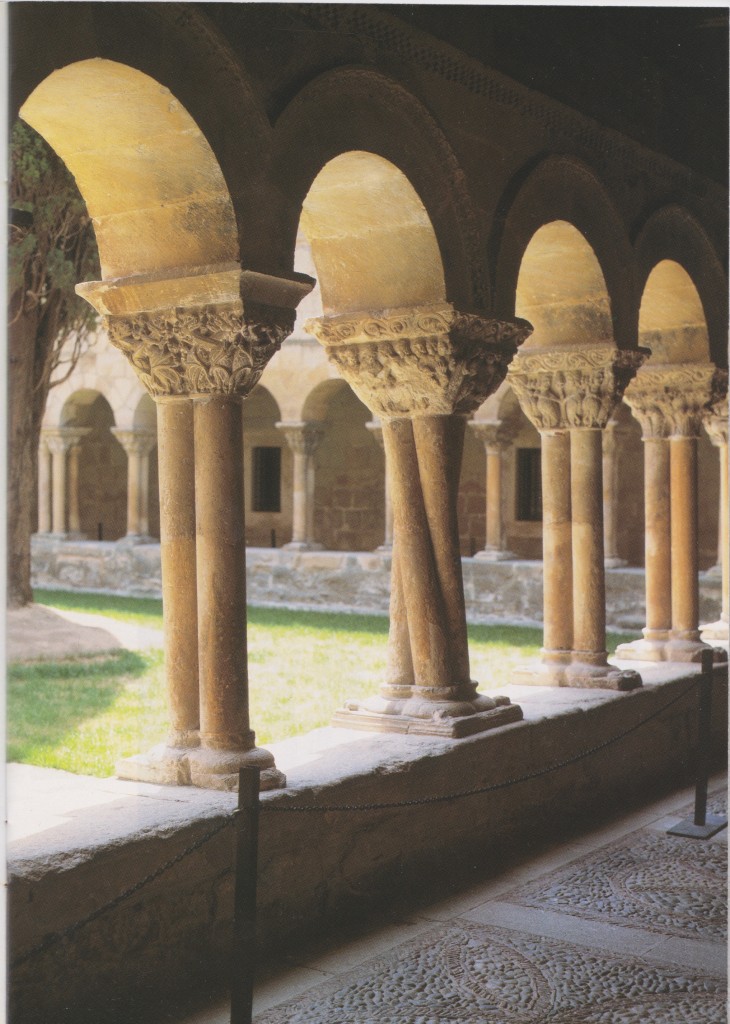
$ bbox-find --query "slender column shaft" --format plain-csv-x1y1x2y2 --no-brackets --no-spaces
67,444,83,535
157,400,199,746
138,449,152,537
38,439,52,534
383,466,394,547
195,396,253,750
570,428,607,658
384,542,415,690
126,448,142,536
643,438,672,637
602,423,626,566
540,430,573,658
670,436,700,639
485,446,503,552
412,415,471,685
305,458,316,546
290,447,307,544
382,418,451,687
51,445,67,535
720,443,729,623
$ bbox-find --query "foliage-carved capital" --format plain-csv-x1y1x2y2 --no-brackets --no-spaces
507,345,646,431
304,305,532,419
275,420,325,456
110,428,158,458
467,419,515,451
625,363,719,439
704,369,729,447
104,302,294,399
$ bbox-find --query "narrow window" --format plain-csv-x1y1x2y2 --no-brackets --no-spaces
252,447,281,513
516,448,542,522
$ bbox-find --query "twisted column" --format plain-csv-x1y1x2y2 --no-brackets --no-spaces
306,304,531,735
37,433,52,534
276,421,325,549
701,380,728,645
111,428,157,540
78,265,312,789
508,344,646,689
616,364,720,663
366,419,393,551
468,420,515,560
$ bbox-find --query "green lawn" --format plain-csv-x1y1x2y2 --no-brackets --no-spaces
10,590,636,777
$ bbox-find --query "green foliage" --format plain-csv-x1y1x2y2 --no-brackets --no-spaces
9,120,100,349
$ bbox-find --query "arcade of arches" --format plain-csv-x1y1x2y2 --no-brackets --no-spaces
13,6,728,794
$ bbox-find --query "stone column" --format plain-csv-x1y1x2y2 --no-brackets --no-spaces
276,421,324,550
508,344,645,689
602,417,628,568
615,364,719,664
366,419,393,551
37,433,52,534
306,304,531,735
66,428,91,537
702,388,729,644
78,265,312,789
111,428,157,541
45,427,87,536
468,420,515,560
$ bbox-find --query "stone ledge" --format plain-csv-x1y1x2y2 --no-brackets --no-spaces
8,662,728,1023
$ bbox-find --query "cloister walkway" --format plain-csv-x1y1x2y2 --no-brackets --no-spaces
178,776,727,1024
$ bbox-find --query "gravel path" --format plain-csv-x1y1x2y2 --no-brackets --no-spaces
6,603,164,663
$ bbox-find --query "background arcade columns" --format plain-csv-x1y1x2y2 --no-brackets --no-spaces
701,382,728,646
468,420,515,560
508,344,645,689
276,420,325,550
77,265,312,789
44,427,90,537
111,427,157,541
36,433,52,535
306,304,531,735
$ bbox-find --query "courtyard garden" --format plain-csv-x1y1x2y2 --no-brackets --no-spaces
8,589,636,777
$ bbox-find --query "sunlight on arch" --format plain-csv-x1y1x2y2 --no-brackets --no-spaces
516,220,612,348
639,260,710,364
20,59,239,280
300,151,445,314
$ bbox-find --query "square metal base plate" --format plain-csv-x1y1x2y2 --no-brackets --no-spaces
666,813,728,839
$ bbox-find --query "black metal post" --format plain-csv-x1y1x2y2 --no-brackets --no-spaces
668,649,727,839
231,766,261,1024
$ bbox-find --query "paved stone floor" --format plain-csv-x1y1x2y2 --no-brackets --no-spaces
177,777,727,1023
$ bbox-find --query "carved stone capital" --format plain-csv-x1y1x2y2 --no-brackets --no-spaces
44,427,91,455
104,302,294,399
304,305,532,419
704,369,728,448
468,419,515,451
507,345,646,431
625,363,718,439
275,420,325,456
111,428,158,458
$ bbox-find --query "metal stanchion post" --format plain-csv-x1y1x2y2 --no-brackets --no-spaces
668,649,727,839
231,766,261,1024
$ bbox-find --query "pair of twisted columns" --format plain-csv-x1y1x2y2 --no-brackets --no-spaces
306,305,531,735
78,266,312,790
275,421,325,550
615,365,727,662
508,344,646,689
38,427,91,536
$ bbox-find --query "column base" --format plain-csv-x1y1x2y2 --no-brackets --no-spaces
332,689,523,737
512,655,641,690
117,533,158,546
116,742,286,791
375,543,393,553
604,557,628,569
282,540,323,552
700,619,729,647
665,636,727,664
187,745,286,792
473,548,515,562
703,563,723,579
614,633,671,663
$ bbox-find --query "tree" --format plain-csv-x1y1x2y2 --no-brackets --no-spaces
8,120,100,607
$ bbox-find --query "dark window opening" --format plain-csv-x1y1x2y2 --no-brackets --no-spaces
516,448,542,522
252,447,281,513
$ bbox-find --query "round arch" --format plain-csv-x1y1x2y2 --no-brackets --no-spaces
493,155,635,346
633,206,727,368
270,68,486,310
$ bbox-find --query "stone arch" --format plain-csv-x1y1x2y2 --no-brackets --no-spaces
302,380,382,552
271,68,486,309
493,155,635,346
633,206,727,368
10,3,276,269
20,58,240,280
515,220,613,348
639,261,711,365
60,389,127,540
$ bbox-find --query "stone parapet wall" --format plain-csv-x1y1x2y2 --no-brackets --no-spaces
31,536,722,631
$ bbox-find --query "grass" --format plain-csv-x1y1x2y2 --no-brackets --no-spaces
11,590,636,777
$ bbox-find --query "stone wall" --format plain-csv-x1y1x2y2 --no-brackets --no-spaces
31,537,723,632
8,665,728,1024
